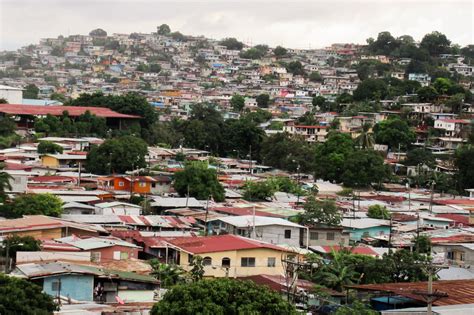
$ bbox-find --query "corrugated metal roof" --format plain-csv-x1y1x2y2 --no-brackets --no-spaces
347,280,474,306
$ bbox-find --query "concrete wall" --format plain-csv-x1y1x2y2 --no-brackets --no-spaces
17,251,91,263
117,290,155,302
43,274,94,301
0,88,22,104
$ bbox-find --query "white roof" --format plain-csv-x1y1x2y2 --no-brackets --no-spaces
341,218,391,229
95,201,141,209
44,154,87,160
151,196,203,208
211,215,304,228
62,202,95,210
0,84,22,91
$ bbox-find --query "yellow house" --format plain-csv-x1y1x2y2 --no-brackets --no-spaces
41,154,87,169
166,235,297,278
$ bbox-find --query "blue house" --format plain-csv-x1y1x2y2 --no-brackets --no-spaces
341,218,391,242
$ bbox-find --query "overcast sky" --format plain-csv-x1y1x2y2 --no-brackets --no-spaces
0,0,472,51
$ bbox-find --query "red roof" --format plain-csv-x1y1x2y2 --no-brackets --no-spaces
439,119,470,124
0,104,139,119
435,199,474,206
436,214,473,227
294,125,328,129
316,245,379,257
29,175,75,183
166,234,289,254
4,162,32,171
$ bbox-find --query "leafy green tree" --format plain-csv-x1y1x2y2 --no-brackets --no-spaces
367,204,391,219
454,146,474,191
286,61,304,76
413,235,432,254
341,150,389,188
50,92,67,103
240,45,268,59
23,84,39,99
314,132,355,183
335,300,377,315
242,180,275,201
0,98,7,104
151,278,296,315
273,46,287,57
353,79,389,101
149,259,185,288
417,86,439,102
405,148,436,169
433,77,453,95
373,117,415,150
314,250,359,292
89,28,107,37
445,93,465,114
256,93,270,108
0,163,12,203
222,118,265,161
0,274,57,314
299,196,342,226
230,94,245,112
3,193,63,218
0,235,41,265
0,116,16,136
309,71,323,82
189,255,205,282
37,141,63,154
312,95,327,109
366,31,399,55
420,31,451,56
149,64,161,73
173,162,225,201
219,38,243,50
157,24,171,35
86,135,148,174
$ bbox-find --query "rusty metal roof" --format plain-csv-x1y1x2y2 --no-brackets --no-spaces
347,280,474,306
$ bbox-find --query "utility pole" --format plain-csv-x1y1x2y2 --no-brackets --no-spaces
129,163,134,202
251,205,256,238
429,180,436,214
296,164,301,205
412,260,448,315
77,162,82,187
248,145,252,175
4,238,9,273
204,195,210,236
185,184,189,208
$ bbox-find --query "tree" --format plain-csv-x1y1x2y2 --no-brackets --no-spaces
273,46,287,57
219,38,243,50
341,150,389,188
367,204,391,219
89,28,107,37
189,256,205,282
0,116,16,136
86,136,148,175
309,71,323,82
149,63,161,73
312,95,327,110
405,148,436,169
314,132,355,183
355,124,375,149
373,117,415,150
454,146,474,191
314,250,359,292
240,45,268,59
173,162,225,201
23,84,39,99
413,235,432,254
149,259,184,288
256,93,270,108
0,163,12,203
0,235,41,265
286,61,304,76
0,274,57,314
3,193,63,218
50,92,67,103
37,141,63,154
230,94,245,112
157,24,171,35
0,98,7,104
299,196,342,226
242,180,275,201
420,31,451,56
417,86,439,102
353,79,389,101
433,77,453,95
151,278,296,315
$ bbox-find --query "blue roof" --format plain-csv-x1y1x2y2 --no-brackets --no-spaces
22,99,63,106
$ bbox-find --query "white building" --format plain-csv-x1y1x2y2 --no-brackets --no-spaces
0,85,22,104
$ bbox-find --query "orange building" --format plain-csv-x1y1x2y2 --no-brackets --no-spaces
113,176,157,194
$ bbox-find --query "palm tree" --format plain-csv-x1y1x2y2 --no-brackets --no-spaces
149,259,185,288
314,249,359,292
356,123,375,150
0,163,12,202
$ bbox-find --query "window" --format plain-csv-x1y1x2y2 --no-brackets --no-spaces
241,257,256,267
327,232,335,240
310,232,319,240
222,257,231,268
91,252,101,262
118,181,125,187
203,256,212,266
284,230,292,239
267,257,276,267
139,181,146,187
120,252,129,260
51,281,61,291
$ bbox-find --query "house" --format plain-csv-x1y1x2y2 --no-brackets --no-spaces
166,234,297,278
283,122,328,142
0,85,22,104
62,202,96,215
432,243,474,266
12,261,159,303
41,154,87,170
0,215,106,239
408,73,431,86
113,176,157,194
302,226,350,247
341,218,391,242
208,215,305,247
94,201,142,216
42,235,141,262
434,119,470,138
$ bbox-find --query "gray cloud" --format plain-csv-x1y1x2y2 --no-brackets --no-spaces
0,0,472,50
